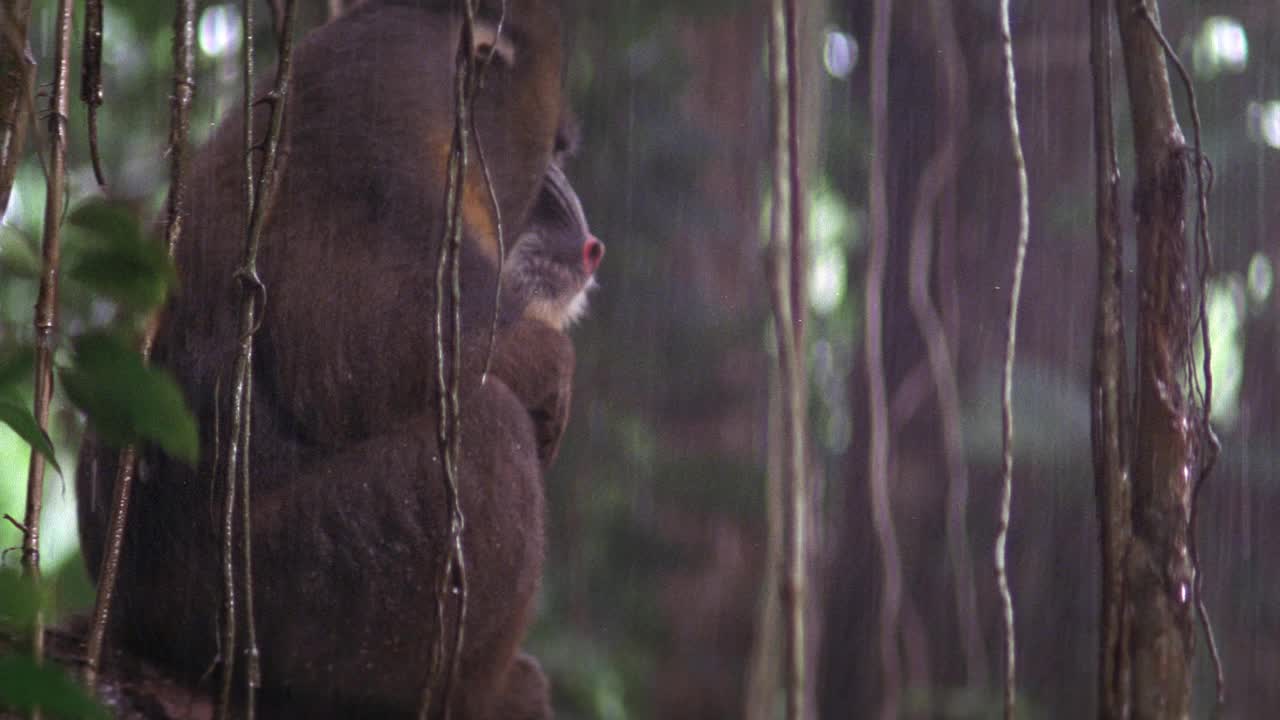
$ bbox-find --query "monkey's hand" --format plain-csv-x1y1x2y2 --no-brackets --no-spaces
485,318,576,468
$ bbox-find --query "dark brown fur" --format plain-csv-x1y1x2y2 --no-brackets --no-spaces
76,2,576,717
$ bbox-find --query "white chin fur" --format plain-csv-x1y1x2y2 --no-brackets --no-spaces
527,277,596,331
563,277,598,328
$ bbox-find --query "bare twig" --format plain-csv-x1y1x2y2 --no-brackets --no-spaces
994,1,1030,718
4,513,27,533
82,0,196,691
80,0,106,187
22,0,74,708
866,0,902,717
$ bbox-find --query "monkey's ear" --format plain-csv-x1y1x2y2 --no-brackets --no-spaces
553,111,580,165
474,19,516,67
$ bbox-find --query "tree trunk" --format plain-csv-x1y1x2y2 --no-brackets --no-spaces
1115,1,1196,717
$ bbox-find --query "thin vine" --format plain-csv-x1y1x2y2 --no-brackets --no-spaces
866,0,903,717
995,0,1030,717
420,3,479,717
216,0,296,715
763,1,808,718
476,0,509,386
907,0,985,688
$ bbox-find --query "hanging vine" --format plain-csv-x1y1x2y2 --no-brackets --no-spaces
865,0,903,717
215,0,297,716
419,3,481,718
994,0,1030,717
763,1,809,718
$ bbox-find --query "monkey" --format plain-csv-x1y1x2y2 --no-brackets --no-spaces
75,1,595,718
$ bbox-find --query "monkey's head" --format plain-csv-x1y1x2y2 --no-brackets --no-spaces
372,0,565,262
500,162,603,331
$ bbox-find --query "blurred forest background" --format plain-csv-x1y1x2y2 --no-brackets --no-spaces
1,0,1278,717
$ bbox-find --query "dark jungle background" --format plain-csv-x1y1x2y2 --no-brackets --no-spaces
1,0,1277,717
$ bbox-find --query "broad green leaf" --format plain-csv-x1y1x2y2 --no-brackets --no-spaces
66,200,176,310
0,654,110,720
0,401,61,475
59,333,198,466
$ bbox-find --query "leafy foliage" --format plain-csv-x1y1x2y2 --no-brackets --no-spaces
0,198,195,473
0,570,108,720
0,654,110,720
0,349,35,391
66,200,177,311
0,403,60,475
60,332,197,465
0,348,59,473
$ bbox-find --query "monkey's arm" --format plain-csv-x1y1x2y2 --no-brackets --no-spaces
484,318,575,468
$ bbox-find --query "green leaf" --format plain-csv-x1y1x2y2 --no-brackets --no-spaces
67,200,143,248
0,224,41,279
0,401,61,475
0,654,110,720
59,333,198,466
69,250,171,309
66,200,176,310
0,346,34,391
0,569,48,629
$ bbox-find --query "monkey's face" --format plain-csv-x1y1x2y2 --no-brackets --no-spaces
501,162,603,331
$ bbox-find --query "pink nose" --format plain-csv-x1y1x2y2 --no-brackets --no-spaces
583,235,604,275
